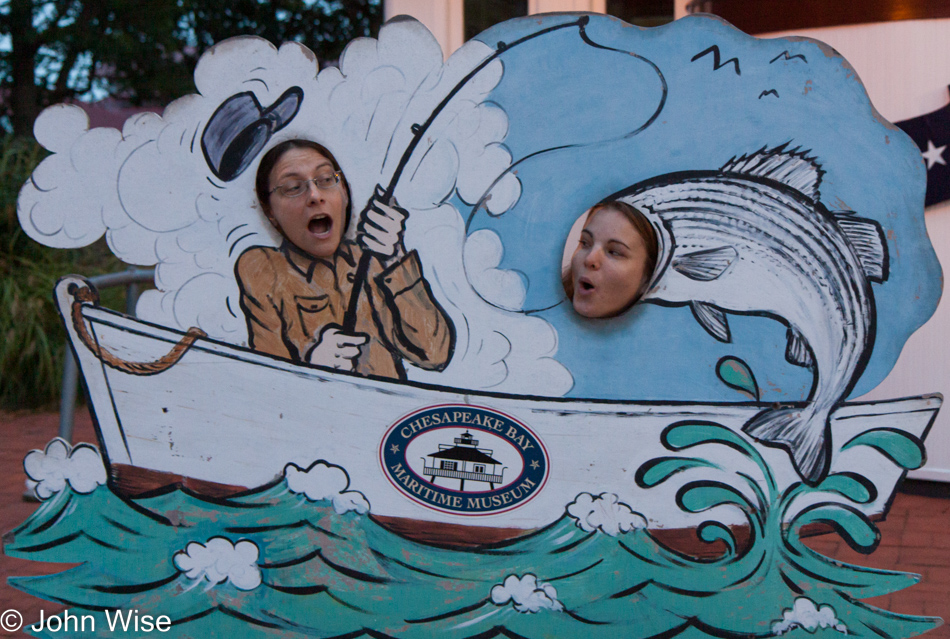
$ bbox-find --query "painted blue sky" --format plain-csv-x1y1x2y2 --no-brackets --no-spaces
466,13,940,402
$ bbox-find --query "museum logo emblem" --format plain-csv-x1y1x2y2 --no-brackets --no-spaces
379,405,548,515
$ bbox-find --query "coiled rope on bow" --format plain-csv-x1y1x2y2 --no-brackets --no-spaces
71,285,206,375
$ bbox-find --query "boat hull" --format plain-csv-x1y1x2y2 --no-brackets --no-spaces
56,278,940,545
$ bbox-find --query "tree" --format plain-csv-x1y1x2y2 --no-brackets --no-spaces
0,0,382,137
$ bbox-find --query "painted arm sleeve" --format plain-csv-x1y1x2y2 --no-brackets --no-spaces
372,250,454,371
234,249,316,362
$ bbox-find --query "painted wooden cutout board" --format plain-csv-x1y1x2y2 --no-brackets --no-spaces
7,12,946,638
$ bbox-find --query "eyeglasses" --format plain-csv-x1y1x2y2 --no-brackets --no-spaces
269,171,342,198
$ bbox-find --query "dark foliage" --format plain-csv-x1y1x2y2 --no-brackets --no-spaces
0,0,382,136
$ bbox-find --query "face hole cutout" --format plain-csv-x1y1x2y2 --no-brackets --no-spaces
561,209,590,276
562,203,658,319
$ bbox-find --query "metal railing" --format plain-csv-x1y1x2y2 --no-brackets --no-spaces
58,267,155,442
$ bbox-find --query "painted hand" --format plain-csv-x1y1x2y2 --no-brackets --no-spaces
358,189,407,258
308,326,368,371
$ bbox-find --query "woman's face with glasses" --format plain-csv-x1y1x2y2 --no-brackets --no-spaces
265,147,348,258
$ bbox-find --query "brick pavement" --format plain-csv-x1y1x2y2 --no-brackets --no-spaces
1,409,947,637
804,488,950,634
1,410,98,636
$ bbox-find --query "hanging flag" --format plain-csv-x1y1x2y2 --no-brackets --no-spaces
895,89,950,207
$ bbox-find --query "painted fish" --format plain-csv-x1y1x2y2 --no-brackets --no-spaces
615,145,888,485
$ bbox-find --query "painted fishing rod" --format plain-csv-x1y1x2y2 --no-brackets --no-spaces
341,16,598,332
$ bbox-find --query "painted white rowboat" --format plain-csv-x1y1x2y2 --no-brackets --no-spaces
55,276,940,549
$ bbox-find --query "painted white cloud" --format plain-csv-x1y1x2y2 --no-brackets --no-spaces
405,204,573,396
772,598,848,635
284,461,369,515
174,537,262,591
491,574,563,614
23,439,107,499
17,19,572,398
567,492,647,536
463,229,526,311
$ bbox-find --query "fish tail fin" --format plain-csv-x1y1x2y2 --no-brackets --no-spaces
743,406,831,486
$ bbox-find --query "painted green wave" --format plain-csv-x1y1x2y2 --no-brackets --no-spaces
4,425,940,639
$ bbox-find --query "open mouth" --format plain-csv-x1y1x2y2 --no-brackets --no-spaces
578,277,595,292
308,215,332,237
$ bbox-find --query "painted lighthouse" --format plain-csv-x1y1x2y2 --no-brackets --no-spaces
422,431,507,491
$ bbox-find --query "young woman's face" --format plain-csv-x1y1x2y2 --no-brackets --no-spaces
570,207,650,318
266,147,348,258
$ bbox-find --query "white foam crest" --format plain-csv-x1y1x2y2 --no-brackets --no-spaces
772,597,848,635
490,574,564,614
173,537,262,591
284,461,369,515
23,439,106,499
566,492,647,536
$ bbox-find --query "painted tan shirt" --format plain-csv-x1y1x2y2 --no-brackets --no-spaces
235,242,453,380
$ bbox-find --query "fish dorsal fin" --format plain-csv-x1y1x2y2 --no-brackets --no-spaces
672,246,738,281
691,302,731,343
834,213,889,283
785,326,814,368
721,144,823,200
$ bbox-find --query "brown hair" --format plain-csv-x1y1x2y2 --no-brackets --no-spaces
562,200,658,310
255,139,353,227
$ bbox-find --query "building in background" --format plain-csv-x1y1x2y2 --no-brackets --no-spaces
685,0,950,33
384,0,677,57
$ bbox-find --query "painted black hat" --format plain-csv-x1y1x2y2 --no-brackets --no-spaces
201,86,304,182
